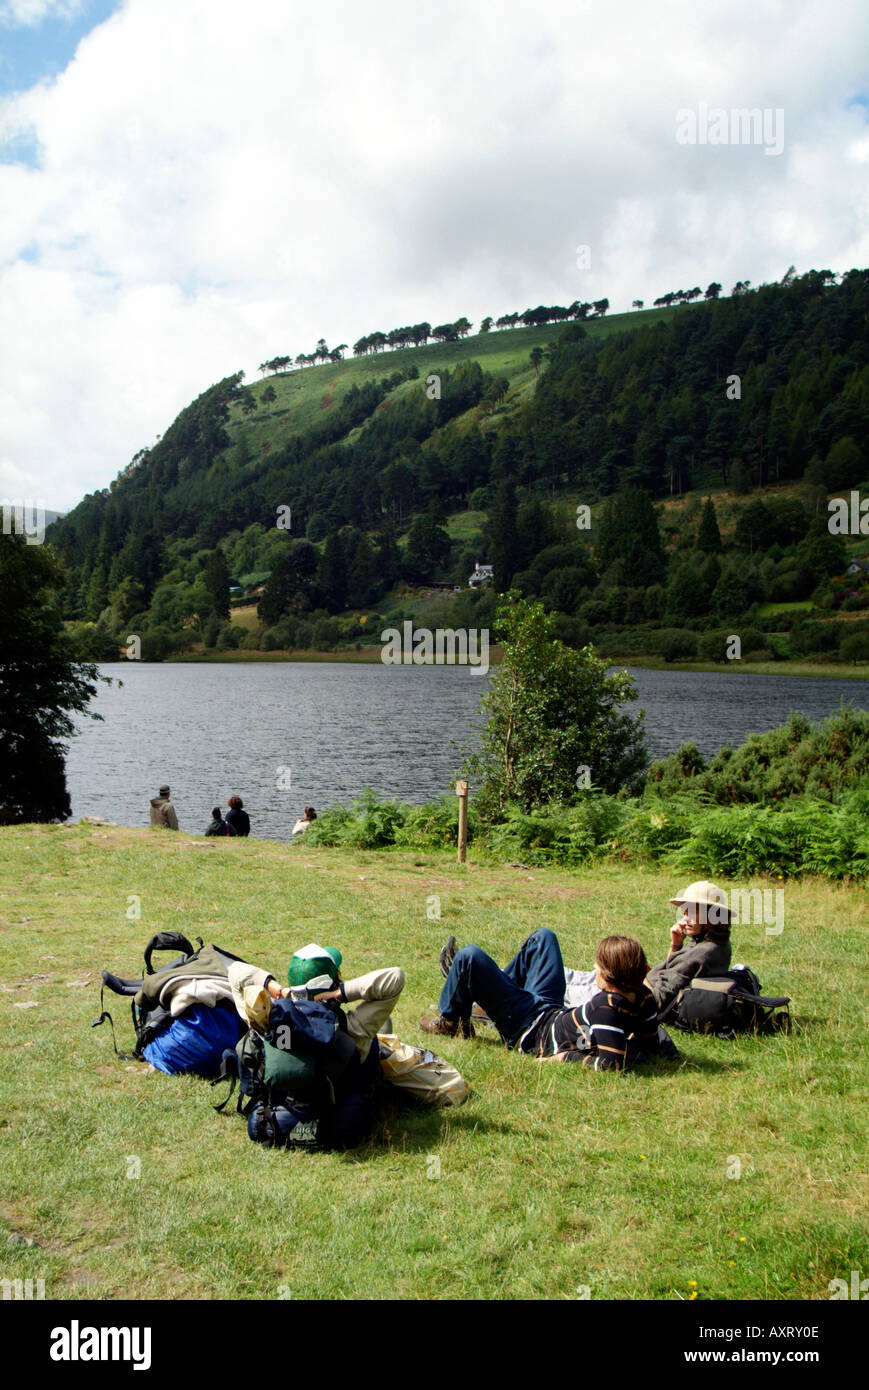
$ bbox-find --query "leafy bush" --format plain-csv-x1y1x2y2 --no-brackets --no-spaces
304,787,405,849
393,796,474,850
485,797,626,867
611,797,699,862
645,708,869,804
664,797,868,881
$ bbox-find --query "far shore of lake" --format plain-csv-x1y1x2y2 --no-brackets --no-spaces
159,648,869,679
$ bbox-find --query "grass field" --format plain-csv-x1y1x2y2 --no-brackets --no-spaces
1,824,866,1301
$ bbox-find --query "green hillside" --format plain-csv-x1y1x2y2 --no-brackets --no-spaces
46,269,869,668
229,308,685,460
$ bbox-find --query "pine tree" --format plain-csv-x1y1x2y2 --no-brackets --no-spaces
490,481,522,590
697,498,723,552
203,549,230,619
317,533,348,611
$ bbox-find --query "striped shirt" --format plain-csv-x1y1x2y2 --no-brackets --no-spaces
519,986,661,1071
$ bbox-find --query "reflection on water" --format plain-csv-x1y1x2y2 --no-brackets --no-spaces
64,662,868,841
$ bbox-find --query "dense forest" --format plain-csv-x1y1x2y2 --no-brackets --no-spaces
47,267,869,664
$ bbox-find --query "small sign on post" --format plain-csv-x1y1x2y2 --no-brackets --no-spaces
456,780,468,864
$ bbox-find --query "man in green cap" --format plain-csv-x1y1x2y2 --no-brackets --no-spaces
284,942,404,1059
228,942,405,1062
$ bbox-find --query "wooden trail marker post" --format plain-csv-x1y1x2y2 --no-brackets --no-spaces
456,780,468,864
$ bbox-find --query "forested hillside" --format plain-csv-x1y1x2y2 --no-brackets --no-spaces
48,269,869,664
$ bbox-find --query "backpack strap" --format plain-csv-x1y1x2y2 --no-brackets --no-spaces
90,982,140,1061
211,1048,240,1112
143,932,201,975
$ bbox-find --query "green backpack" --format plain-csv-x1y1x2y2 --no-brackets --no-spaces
212,1021,357,1116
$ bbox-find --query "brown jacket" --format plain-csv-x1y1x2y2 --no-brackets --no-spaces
150,796,179,830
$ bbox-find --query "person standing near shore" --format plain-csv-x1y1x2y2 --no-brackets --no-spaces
150,784,179,830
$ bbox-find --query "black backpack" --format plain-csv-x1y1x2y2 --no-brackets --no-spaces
668,966,791,1039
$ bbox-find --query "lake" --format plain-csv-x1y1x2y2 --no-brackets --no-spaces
64,662,869,840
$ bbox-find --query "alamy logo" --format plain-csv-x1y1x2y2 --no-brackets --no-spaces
828,1270,868,1299
380,622,489,675
1,1276,45,1300
2,499,46,545
675,103,784,156
690,888,785,936
49,1320,152,1370
827,492,869,535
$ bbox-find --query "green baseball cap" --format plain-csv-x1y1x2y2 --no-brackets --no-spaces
287,942,342,988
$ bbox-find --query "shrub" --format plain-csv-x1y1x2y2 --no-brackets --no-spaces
664,797,868,881
645,708,869,805
485,797,626,867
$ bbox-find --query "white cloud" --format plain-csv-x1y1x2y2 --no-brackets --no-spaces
0,0,867,509
0,0,84,27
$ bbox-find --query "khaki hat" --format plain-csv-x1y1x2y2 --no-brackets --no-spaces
669,880,731,922
239,984,272,1031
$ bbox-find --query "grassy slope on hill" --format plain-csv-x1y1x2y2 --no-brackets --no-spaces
224,308,686,461
1,824,865,1301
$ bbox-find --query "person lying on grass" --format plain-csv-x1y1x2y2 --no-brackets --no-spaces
228,942,405,1061
420,928,677,1069
439,879,732,1020
227,944,406,1150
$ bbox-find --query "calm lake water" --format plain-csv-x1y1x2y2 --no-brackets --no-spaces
64,662,869,840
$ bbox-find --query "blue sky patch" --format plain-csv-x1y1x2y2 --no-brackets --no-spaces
0,0,122,99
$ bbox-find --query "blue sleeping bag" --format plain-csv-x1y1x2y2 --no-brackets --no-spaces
143,1002,245,1077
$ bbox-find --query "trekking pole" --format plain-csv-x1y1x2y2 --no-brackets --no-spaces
456,780,468,864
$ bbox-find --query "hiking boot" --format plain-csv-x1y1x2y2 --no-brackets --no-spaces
419,1012,475,1039
439,935,459,979
657,1026,680,1061
471,1004,495,1027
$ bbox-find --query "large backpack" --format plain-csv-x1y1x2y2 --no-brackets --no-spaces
92,931,245,1061
667,965,791,1039
211,995,361,1150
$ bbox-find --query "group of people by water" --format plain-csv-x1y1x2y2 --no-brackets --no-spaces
148,785,317,840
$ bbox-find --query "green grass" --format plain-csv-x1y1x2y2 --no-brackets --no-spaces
757,602,816,618
610,657,869,679
1,824,866,1301
445,509,488,542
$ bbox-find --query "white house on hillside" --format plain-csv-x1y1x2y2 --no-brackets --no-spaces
469,562,494,589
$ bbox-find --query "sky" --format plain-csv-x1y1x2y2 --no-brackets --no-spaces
0,0,867,513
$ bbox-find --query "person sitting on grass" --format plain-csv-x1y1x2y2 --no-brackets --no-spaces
228,943,406,1149
643,880,732,1014
292,805,317,837
149,784,178,830
420,928,675,1069
225,794,250,837
204,806,233,837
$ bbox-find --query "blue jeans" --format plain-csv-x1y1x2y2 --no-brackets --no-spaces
438,929,566,1047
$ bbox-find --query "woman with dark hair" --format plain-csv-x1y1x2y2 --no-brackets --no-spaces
420,928,669,1071
225,795,250,837
292,805,317,837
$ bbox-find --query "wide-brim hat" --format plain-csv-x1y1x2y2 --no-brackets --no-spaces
669,879,731,922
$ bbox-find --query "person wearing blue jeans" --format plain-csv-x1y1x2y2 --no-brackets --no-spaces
422,929,567,1045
